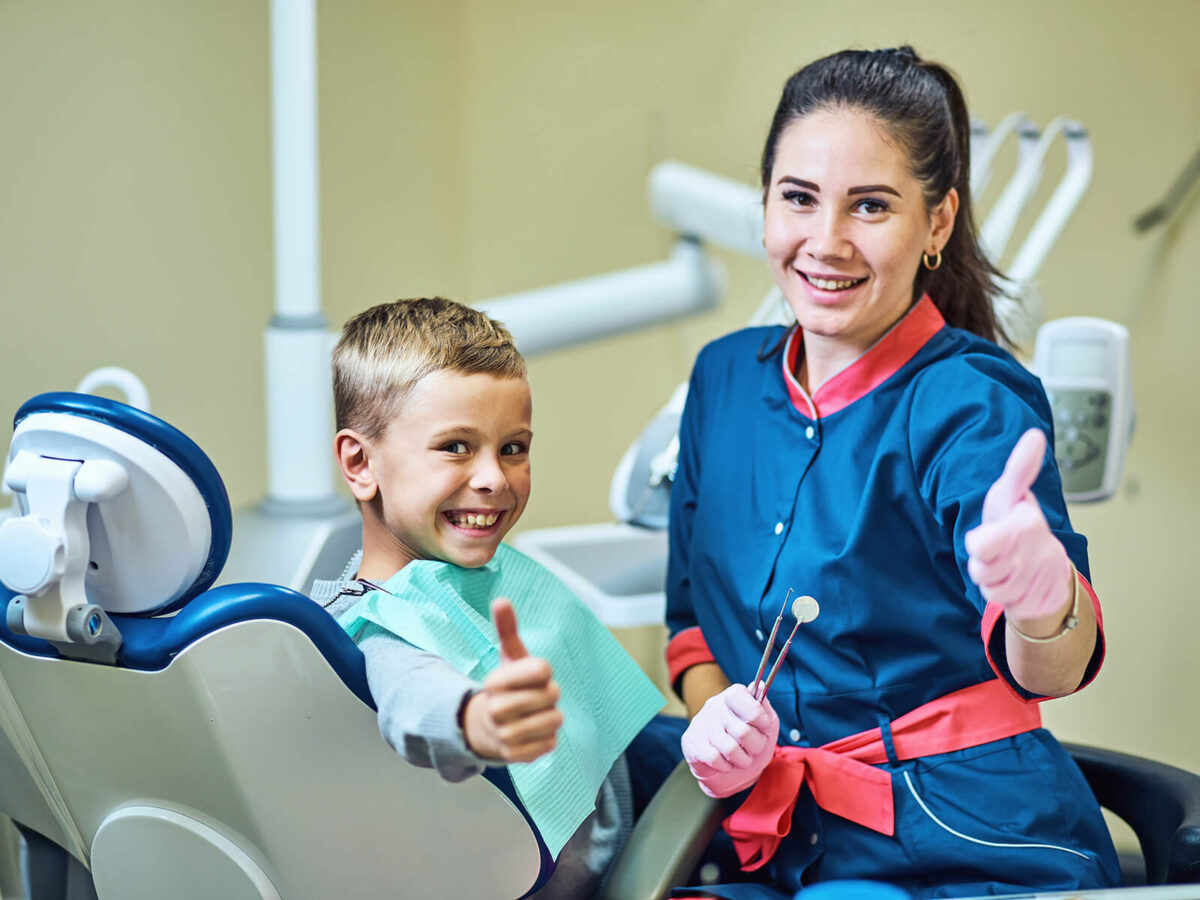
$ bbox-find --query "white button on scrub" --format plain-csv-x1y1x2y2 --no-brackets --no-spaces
789,729,802,742
755,629,764,641
810,833,819,846
774,522,784,535
805,425,815,440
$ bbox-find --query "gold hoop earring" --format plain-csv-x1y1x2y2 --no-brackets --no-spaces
922,250,943,271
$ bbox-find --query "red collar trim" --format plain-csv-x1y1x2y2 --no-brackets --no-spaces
782,295,946,419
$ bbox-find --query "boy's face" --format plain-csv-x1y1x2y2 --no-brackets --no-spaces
367,370,532,571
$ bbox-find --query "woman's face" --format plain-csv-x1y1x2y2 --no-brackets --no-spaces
763,107,957,354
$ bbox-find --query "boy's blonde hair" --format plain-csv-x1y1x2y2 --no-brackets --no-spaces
333,297,527,440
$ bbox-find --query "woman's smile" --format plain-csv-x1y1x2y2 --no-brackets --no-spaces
797,270,870,297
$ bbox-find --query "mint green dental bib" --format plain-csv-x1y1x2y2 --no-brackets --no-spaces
337,543,665,857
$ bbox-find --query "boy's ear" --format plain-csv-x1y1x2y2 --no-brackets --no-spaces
334,429,378,502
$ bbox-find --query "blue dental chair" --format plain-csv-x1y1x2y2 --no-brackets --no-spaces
5,392,1200,900
0,393,553,900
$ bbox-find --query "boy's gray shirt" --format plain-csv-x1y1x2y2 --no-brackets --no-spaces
311,556,633,899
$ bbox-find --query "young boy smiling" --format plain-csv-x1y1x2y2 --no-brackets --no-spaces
311,297,665,897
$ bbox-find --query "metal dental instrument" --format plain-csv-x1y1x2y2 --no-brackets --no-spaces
751,589,794,692
754,594,820,701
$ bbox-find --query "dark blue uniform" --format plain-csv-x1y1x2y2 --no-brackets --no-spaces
666,298,1120,898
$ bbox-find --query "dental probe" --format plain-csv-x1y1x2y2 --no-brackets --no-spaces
751,589,794,692
756,595,820,701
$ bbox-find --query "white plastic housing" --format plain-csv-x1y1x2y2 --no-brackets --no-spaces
2,413,211,618
92,806,282,900
1033,317,1133,503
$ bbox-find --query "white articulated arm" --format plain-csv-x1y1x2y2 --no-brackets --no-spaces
970,112,1038,198
648,162,765,258
477,240,722,357
980,117,1083,266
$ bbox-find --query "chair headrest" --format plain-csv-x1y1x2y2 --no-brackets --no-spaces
3,392,231,616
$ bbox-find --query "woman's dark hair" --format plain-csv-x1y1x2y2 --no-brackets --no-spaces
761,46,1007,345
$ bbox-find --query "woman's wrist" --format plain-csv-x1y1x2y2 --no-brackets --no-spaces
680,662,731,719
1006,564,1079,643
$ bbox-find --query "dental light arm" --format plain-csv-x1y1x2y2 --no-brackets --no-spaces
476,162,762,355
1007,128,1093,285
970,112,1039,199
647,162,765,258
1133,145,1200,233
980,118,1089,267
991,121,1093,347
477,241,721,356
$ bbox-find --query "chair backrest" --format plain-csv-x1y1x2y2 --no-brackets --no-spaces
0,393,553,900
1065,742,1200,886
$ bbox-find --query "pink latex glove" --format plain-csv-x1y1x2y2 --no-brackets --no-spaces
964,429,1073,622
681,683,780,798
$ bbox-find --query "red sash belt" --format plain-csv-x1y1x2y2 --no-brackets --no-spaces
724,679,1042,871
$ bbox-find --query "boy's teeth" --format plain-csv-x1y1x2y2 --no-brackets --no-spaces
808,275,860,291
449,512,499,528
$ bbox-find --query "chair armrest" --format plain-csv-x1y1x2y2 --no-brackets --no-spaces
600,761,724,900
1065,742,1200,885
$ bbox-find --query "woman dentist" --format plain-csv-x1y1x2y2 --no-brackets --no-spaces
666,46,1121,899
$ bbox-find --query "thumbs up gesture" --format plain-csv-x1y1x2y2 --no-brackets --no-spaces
964,429,1073,623
461,598,563,763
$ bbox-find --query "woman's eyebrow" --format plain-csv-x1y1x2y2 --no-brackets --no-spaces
848,184,901,197
777,176,820,191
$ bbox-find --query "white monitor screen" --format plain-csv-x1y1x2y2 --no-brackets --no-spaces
1049,338,1107,378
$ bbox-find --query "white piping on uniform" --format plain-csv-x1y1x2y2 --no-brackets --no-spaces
782,329,819,420
903,771,1089,860
794,381,818,421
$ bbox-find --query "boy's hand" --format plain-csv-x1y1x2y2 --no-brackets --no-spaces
462,598,563,763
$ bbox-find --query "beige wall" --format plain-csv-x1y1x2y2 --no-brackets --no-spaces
2,1,1199,769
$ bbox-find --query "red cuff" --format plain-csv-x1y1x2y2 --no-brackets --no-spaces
666,627,715,685
981,570,1106,701
1075,573,1106,690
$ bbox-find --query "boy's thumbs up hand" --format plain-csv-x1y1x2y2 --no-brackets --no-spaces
964,429,1073,623
493,596,529,662
461,598,562,763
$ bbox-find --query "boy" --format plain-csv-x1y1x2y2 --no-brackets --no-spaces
310,297,665,899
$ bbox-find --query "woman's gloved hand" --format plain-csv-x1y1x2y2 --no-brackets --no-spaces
964,428,1073,627
681,683,779,798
